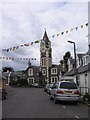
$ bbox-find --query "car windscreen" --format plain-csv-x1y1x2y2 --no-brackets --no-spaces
60,82,78,89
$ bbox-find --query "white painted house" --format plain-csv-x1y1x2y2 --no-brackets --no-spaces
61,49,90,96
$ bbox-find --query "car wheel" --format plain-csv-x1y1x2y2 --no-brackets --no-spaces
54,96,57,104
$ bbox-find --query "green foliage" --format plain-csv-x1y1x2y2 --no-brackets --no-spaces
83,93,90,103
18,79,28,86
9,80,18,86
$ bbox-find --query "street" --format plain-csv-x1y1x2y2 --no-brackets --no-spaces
2,86,89,118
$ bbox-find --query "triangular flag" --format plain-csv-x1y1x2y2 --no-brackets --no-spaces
71,28,74,31
24,44,29,46
85,23,88,27
20,45,24,47
12,47,15,51
35,40,39,43
16,46,19,49
31,42,33,45
61,32,64,35
75,27,78,30
7,49,9,52
81,25,84,28
57,34,59,36
66,31,68,34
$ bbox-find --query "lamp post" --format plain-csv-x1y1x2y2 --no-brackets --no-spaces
68,40,78,85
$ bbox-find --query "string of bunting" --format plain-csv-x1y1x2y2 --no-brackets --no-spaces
0,56,36,61
2,22,88,52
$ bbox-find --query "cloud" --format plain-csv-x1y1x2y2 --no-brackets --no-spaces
1,1,88,71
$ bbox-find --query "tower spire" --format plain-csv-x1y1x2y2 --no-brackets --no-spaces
28,58,31,67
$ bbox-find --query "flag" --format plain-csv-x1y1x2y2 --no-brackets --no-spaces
20,58,22,60
31,42,33,45
66,31,68,34
3,57,5,59
6,57,8,60
0,57,2,59
10,48,12,51
35,40,39,43
61,32,64,35
57,34,59,36
9,58,11,60
24,44,29,46
85,23,88,27
12,47,15,51
20,45,24,47
71,28,74,31
16,46,19,49
75,27,78,30
2,49,6,51
7,49,9,52
81,25,84,28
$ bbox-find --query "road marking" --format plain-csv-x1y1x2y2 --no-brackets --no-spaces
75,115,79,119
62,106,66,108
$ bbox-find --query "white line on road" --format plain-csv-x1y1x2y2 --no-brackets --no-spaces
62,106,66,108
75,115,79,119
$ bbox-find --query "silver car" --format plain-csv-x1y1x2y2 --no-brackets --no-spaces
50,81,80,104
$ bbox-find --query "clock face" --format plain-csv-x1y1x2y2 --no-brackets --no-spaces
42,48,45,53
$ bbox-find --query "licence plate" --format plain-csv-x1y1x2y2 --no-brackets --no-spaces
65,91,72,94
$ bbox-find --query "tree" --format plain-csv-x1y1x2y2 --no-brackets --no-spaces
60,51,71,75
2,67,14,72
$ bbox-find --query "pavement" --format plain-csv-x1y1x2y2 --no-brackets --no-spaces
2,86,89,118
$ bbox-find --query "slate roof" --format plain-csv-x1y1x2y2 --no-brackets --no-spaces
25,66,40,73
43,30,50,44
78,63,90,74
51,64,61,71
77,53,84,58
63,63,90,76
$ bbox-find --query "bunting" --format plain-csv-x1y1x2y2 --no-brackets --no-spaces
0,56,37,61
2,22,88,52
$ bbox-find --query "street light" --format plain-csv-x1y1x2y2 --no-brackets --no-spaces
68,40,76,69
68,40,78,85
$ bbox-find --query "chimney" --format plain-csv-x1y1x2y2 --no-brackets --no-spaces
28,58,31,67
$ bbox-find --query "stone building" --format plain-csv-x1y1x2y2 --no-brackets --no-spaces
24,31,61,85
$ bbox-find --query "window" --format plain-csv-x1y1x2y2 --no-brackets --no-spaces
42,58,46,66
60,82,77,89
86,56,89,65
42,69,46,75
28,69,33,76
51,68,57,74
83,57,86,66
51,76,58,83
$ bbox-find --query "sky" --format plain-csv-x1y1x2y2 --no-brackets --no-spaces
0,0,89,71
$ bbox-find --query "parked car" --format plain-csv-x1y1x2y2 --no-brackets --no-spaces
44,84,50,92
47,84,54,94
50,81,80,104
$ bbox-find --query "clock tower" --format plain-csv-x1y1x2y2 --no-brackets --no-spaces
40,30,52,83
